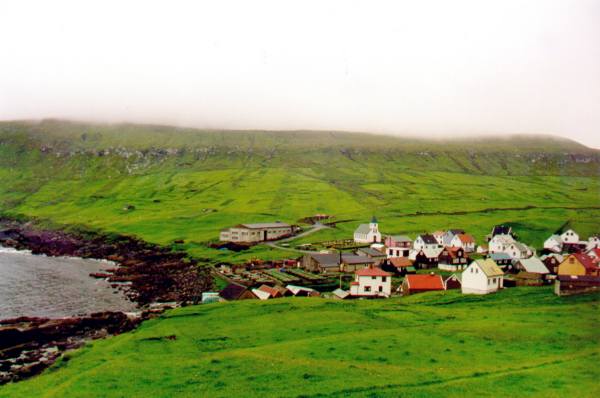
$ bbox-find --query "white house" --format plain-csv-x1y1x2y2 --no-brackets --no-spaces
413,234,440,251
560,229,579,244
349,266,392,297
432,231,445,245
354,216,382,244
462,259,504,295
488,234,516,254
586,235,600,250
442,229,465,246
220,222,293,243
544,234,563,253
450,233,476,253
506,242,534,260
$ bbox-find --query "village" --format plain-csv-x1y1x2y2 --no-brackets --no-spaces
205,217,600,303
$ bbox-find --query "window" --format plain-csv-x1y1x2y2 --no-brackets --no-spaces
488,279,490,285
378,286,383,292
493,278,496,283
471,268,474,273
475,268,479,274
364,286,371,292
372,276,376,280
389,249,393,255
382,277,387,282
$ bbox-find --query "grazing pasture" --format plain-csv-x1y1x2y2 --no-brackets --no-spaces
1,287,598,397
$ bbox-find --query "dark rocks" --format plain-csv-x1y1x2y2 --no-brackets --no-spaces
0,218,215,384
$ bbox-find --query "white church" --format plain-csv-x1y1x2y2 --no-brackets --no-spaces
353,216,382,243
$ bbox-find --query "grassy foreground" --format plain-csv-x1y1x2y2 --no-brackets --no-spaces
1,287,598,397
1,120,599,263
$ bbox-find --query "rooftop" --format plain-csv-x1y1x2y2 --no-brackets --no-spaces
356,266,391,277
405,274,445,290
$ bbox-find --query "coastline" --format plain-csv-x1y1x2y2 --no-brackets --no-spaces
0,217,213,384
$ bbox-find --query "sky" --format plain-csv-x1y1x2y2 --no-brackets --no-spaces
1,0,599,147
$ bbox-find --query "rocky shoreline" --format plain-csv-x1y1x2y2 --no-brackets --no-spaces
0,218,213,384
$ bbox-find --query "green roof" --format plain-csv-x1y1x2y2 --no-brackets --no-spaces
475,259,504,277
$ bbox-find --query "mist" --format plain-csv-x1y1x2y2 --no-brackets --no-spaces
1,0,599,147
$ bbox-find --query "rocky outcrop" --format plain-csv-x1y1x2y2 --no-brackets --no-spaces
0,218,214,384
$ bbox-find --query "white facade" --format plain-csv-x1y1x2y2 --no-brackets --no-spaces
488,234,516,254
349,268,391,297
433,231,445,245
413,236,439,251
544,235,563,253
586,236,600,250
354,219,382,243
461,260,504,295
560,229,579,244
450,235,475,252
386,246,411,258
220,222,293,243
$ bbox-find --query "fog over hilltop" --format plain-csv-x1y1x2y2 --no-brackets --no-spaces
1,0,599,148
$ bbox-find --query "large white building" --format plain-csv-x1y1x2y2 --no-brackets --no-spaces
349,265,391,297
462,259,504,295
488,234,515,254
219,222,293,243
353,216,382,243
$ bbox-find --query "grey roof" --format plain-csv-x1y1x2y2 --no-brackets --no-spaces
357,247,386,257
490,252,512,261
332,288,350,299
341,254,376,265
419,234,438,244
239,222,290,229
308,253,341,266
516,258,549,274
354,224,371,234
389,235,412,242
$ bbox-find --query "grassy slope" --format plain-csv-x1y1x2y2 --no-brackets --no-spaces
1,120,599,264
1,288,598,397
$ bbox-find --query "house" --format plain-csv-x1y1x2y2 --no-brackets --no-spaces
356,247,387,264
413,234,440,251
219,283,257,301
505,242,534,260
441,229,465,246
450,233,476,253
487,225,513,241
384,235,412,258
586,235,600,250
555,275,600,296
301,253,341,273
353,216,382,243
389,257,416,275
543,234,563,253
560,229,579,244
557,253,600,276
489,252,512,267
461,259,504,294
411,247,443,269
540,253,564,274
488,234,515,254
438,246,469,271
444,273,462,290
349,266,392,297
341,254,377,273
252,284,288,300
432,230,445,245
220,222,293,243
402,274,445,295
511,257,549,276
286,285,319,297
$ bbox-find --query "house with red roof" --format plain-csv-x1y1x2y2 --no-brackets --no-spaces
450,233,476,253
557,253,600,277
349,265,392,297
401,274,445,296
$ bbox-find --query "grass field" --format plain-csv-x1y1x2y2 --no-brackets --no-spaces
1,287,598,397
1,120,599,264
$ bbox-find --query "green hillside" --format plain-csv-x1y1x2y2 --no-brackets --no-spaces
1,120,599,263
1,288,598,397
